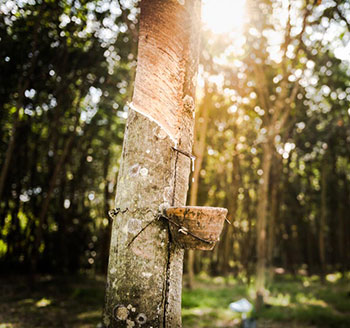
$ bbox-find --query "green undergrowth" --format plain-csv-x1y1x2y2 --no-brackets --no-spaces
0,273,349,327
182,272,350,328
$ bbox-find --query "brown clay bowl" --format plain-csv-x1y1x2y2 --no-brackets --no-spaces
164,206,228,251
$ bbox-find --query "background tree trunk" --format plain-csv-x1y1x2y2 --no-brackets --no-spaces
255,141,273,310
103,1,201,327
32,131,75,272
319,158,328,281
0,118,18,202
187,89,210,289
267,156,281,284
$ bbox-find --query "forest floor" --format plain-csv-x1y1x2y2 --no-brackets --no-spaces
0,273,349,328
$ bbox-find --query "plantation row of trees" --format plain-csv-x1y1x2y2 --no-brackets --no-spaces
189,0,350,295
1,0,349,293
0,0,137,273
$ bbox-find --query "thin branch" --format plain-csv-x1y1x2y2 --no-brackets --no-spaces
335,5,350,31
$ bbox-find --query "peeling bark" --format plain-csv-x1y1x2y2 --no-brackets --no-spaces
103,1,201,327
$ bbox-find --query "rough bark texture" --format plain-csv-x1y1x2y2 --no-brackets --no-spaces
103,0,201,327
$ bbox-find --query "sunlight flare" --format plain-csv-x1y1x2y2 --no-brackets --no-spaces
202,0,246,34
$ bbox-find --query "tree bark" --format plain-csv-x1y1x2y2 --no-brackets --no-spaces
103,1,201,327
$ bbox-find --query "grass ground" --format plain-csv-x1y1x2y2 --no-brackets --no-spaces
0,273,349,327
182,273,350,327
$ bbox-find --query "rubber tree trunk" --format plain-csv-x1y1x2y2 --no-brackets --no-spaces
103,1,201,327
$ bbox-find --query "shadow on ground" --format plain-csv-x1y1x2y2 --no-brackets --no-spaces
0,275,104,328
1,274,350,328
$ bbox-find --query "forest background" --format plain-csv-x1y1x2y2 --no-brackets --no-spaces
0,0,350,327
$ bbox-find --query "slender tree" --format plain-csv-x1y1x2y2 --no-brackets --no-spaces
187,85,210,289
